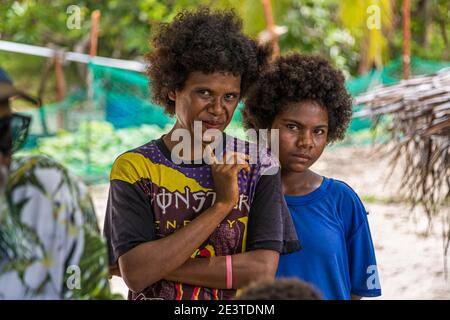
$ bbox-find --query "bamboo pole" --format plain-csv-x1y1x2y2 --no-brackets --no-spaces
0,40,145,72
90,10,100,57
403,0,411,79
54,52,67,102
54,50,67,129
261,0,279,59
37,58,52,135
86,10,101,178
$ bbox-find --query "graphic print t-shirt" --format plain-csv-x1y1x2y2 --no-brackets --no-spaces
104,135,300,300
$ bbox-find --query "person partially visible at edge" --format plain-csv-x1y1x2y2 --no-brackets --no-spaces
242,54,382,300
236,277,322,300
103,8,300,300
0,67,118,299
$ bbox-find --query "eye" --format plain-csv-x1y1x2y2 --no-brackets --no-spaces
286,123,299,130
197,90,212,98
314,128,326,135
224,93,239,102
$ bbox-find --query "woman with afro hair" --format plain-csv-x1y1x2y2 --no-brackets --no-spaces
103,8,300,300
243,53,382,300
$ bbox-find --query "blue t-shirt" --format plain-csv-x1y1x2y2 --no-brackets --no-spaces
276,177,382,300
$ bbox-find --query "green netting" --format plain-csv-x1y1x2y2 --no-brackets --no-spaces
17,63,176,183
16,56,450,183
346,56,450,133
89,63,173,129
346,56,450,95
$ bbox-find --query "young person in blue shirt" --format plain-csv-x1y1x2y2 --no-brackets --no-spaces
242,53,382,300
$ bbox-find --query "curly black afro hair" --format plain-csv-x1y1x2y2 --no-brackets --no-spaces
242,54,353,142
236,278,322,300
146,7,271,116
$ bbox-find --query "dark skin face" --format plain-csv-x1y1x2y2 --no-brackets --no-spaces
163,71,241,158
271,100,329,196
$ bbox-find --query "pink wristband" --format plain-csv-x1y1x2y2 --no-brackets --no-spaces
226,255,233,289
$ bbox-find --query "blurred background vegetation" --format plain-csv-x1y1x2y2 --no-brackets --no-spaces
0,0,449,182
1,0,449,79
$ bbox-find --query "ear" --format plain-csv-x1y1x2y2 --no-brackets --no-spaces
168,90,176,101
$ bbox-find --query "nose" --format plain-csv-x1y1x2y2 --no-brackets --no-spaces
296,130,314,149
207,97,225,117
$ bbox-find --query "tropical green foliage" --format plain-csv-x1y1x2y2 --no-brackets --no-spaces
1,0,449,81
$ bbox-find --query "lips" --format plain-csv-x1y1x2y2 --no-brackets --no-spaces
291,153,312,161
201,120,224,129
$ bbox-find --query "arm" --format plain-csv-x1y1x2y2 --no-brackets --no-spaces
119,201,234,292
118,151,250,293
164,169,294,289
165,249,279,289
109,264,121,278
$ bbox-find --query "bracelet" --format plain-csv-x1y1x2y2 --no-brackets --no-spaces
226,255,233,289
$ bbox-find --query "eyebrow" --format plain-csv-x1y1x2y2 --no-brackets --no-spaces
195,87,240,95
281,118,328,128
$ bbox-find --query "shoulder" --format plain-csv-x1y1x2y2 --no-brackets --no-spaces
113,139,158,164
326,178,367,215
10,155,80,192
10,154,94,206
11,154,67,173
326,178,370,234
111,140,159,183
8,154,98,234
328,178,363,203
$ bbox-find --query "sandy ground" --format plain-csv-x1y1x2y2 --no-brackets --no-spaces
89,145,450,300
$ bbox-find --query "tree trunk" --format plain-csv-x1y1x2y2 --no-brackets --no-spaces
418,0,430,48
438,20,450,60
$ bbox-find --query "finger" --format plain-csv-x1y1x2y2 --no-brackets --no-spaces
232,163,251,173
224,152,249,165
205,144,218,165
236,153,249,164
224,152,236,165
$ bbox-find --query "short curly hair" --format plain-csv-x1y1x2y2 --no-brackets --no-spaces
146,7,271,116
236,278,322,300
242,54,353,142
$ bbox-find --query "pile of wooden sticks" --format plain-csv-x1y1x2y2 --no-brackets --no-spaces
355,68,450,256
